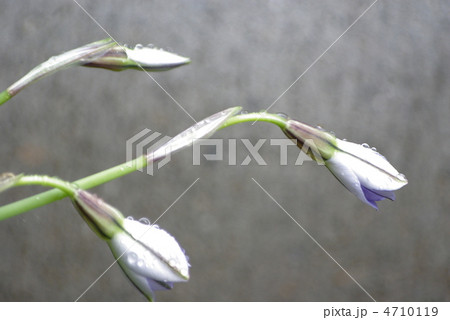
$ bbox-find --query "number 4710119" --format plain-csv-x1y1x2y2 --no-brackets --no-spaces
383,306,438,317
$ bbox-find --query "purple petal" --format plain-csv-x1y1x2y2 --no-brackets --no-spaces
361,185,396,210
372,189,396,201
147,278,174,291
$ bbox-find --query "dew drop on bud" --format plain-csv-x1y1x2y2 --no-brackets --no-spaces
362,143,370,148
276,112,289,119
371,147,377,152
138,217,151,225
126,216,135,220
135,44,143,49
127,252,137,265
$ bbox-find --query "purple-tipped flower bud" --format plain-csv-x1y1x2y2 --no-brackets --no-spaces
109,217,190,301
284,119,408,209
72,190,189,300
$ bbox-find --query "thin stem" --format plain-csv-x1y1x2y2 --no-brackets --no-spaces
219,112,288,130
0,112,288,220
0,38,115,106
15,175,77,197
0,155,147,221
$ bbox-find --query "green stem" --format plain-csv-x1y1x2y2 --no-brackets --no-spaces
0,90,11,106
0,155,147,221
0,112,288,220
219,112,288,130
15,175,77,197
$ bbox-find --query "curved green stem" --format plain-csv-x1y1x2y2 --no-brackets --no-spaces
0,155,147,221
0,111,288,221
14,175,77,197
219,112,288,130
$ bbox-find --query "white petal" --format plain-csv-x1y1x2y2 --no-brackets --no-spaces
325,151,370,206
335,139,407,191
125,47,190,68
109,219,189,283
114,256,156,301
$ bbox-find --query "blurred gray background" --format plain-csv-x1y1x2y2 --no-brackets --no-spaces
0,0,448,301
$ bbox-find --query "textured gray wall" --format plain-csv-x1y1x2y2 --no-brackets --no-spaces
0,0,449,301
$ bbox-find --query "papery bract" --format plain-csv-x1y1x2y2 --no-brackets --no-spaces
147,106,242,163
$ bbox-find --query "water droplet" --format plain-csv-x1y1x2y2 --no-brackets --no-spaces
169,259,176,267
135,44,144,49
241,110,248,114
126,216,134,220
342,138,347,141
147,43,155,49
139,217,151,225
315,125,323,130
362,143,370,148
123,43,129,48
137,259,144,268
371,147,377,152
397,173,407,181
276,112,289,119
127,252,137,265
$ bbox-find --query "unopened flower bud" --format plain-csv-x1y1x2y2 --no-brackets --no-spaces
109,217,190,301
283,119,408,209
81,44,190,72
72,190,189,300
